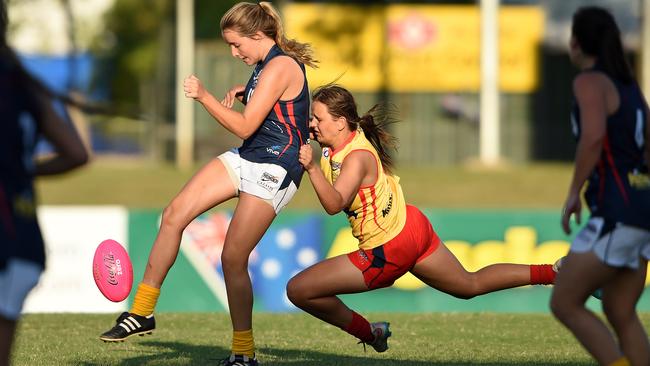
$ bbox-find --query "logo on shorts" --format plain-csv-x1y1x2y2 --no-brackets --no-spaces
258,172,280,192
357,249,369,265
261,172,279,184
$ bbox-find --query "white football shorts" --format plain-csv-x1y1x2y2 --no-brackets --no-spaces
570,217,650,269
0,258,42,320
218,148,298,214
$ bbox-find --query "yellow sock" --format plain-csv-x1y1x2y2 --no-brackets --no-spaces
232,329,255,358
608,356,631,366
129,283,160,316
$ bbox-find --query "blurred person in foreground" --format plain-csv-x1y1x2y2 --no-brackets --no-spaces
287,84,557,353
550,6,650,366
98,2,316,365
0,2,89,365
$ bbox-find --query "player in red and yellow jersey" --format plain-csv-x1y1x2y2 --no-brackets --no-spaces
287,85,556,353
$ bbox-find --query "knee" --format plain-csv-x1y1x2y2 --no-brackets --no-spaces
286,277,307,307
550,291,576,322
450,290,477,300
603,300,635,329
160,202,187,231
220,250,245,274
448,275,479,300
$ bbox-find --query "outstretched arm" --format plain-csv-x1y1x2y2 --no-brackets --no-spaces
299,144,373,215
562,74,607,234
183,57,295,139
33,93,89,176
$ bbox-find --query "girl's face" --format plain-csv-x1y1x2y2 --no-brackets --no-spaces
223,29,260,65
310,101,346,147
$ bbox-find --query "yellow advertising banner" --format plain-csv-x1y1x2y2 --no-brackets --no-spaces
283,4,544,92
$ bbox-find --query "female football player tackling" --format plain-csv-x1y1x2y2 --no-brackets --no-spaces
99,2,316,365
551,6,650,366
287,84,556,352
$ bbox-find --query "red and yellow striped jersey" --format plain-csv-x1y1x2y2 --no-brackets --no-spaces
320,129,407,249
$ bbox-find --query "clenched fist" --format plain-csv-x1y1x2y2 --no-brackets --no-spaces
299,143,315,171
183,75,206,101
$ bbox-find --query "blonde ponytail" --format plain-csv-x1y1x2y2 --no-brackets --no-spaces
221,2,318,68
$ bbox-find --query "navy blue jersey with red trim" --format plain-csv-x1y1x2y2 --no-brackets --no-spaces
571,68,650,230
0,60,46,268
240,45,310,188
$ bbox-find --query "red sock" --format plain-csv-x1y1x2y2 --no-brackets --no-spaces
530,264,556,285
343,311,374,343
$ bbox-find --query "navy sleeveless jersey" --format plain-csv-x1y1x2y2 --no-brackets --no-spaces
240,44,310,188
571,68,650,230
0,59,46,268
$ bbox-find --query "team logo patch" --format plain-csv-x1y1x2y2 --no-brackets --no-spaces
323,148,330,158
266,145,281,156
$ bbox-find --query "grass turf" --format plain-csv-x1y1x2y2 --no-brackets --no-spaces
35,158,573,209
13,312,643,365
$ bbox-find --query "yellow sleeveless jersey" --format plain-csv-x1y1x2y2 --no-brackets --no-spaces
320,129,407,249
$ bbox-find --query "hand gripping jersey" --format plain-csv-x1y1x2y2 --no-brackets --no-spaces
571,66,650,230
320,129,407,249
240,44,310,190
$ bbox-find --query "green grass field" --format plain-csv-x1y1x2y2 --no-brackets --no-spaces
15,312,641,366
35,158,573,209
24,159,609,366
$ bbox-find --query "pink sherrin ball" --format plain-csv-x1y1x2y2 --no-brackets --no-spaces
92,239,133,302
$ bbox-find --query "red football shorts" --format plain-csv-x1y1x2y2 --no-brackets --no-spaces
347,205,441,289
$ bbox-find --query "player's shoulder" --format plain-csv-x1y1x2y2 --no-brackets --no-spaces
264,55,301,75
572,71,610,93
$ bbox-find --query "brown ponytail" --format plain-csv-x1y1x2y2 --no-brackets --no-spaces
313,84,399,174
220,2,318,68
358,105,399,174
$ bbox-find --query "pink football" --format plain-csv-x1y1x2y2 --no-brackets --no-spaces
92,239,133,302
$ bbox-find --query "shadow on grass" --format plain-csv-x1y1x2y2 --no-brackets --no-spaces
77,340,593,366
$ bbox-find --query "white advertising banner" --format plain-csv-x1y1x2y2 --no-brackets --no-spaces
22,206,129,313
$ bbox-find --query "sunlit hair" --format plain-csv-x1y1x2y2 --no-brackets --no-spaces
572,6,633,83
312,84,399,174
220,2,318,68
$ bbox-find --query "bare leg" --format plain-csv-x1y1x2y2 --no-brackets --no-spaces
411,243,532,299
143,158,237,288
0,316,16,366
602,260,649,366
221,192,276,331
550,252,622,365
286,254,368,328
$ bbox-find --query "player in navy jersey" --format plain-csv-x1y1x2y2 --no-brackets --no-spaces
98,3,316,365
550,7,650,366
0,3,88,365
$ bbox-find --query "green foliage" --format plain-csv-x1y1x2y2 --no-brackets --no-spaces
92,0,174,113
91,0,242,115
195,0,241,40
